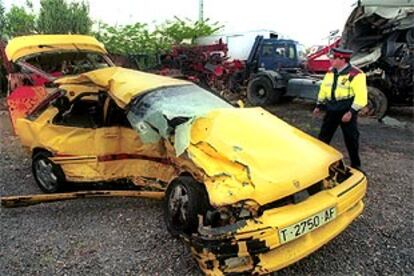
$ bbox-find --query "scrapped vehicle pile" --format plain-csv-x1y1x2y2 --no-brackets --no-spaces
2,34,369,275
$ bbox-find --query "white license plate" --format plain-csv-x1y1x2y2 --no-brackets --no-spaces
279,206,336,244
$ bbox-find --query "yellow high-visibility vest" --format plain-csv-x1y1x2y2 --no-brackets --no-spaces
317,65,368,112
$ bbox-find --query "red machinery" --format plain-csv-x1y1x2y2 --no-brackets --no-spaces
157,41,245,93
306,39,340,74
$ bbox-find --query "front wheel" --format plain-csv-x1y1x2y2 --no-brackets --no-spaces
247,77,278,106
32,151,66,193
164,176,209,237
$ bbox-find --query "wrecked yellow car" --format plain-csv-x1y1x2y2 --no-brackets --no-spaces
7,36,367,275
5,34,113,130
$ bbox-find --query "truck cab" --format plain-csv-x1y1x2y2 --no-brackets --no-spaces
245,36,307,106
257,38,305,70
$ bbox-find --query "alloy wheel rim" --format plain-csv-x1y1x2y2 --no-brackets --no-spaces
35,158,58,191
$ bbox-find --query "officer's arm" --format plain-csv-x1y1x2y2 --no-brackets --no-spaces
316,75,328,109
350,73,368,115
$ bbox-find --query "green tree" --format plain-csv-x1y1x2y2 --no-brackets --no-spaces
37,0,92,34
95,17,223,56
156,17,223,44
0,1,5,35
4,4,36,37
95,22,169,56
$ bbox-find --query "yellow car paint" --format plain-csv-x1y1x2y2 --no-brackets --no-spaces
5,34,107,62
188,108,343,206
56,67,190,108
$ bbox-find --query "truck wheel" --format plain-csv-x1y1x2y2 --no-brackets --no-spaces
164,176,209,237
32,151,66,193
247,77,277,106
364,86,388,119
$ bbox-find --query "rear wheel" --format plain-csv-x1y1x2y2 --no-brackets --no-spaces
164,176,209,237
247,77,278,106
362,86,388,119
32,151,66,193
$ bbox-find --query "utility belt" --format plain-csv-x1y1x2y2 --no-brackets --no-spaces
324,98,354,112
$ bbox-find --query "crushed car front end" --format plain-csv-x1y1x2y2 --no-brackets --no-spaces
123,86,368,274
169,108,369,275
191,168,367,275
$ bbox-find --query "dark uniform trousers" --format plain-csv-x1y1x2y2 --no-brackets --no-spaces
318,110,361,168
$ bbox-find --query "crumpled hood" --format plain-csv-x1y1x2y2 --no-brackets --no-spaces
187,108,343,206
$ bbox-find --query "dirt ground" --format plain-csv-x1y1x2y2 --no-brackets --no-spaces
0,98,413,275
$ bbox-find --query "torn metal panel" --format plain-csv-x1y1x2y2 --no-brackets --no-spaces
351,45,382,67
340,0,413,114
342,3,414,49
174,119,195,156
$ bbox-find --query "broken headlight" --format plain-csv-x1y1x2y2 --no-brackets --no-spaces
205,200,259,227
324,160,351,188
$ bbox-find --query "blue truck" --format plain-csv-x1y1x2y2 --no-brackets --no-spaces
237,35,321,106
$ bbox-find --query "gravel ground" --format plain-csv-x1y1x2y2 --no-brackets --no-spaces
0,99,413,275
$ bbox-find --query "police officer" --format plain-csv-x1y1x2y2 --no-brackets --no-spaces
313,47,368,170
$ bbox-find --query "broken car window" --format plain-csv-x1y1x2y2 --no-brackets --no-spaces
53,93,104,128
25,51,111,77
127,84,232,146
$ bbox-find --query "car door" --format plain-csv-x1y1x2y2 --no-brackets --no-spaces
95,98,178,185
35,92,106,182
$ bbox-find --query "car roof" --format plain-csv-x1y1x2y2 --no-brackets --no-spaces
55,66,191,108
5,34,107,62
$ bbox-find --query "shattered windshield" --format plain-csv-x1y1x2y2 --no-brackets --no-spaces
127,84,232,154
23,51,112,78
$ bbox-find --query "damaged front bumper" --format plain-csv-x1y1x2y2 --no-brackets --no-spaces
190,170,367,275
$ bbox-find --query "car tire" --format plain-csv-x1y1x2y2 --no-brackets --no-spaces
164,176,209,237
247,77,276,106
32,151,66,193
